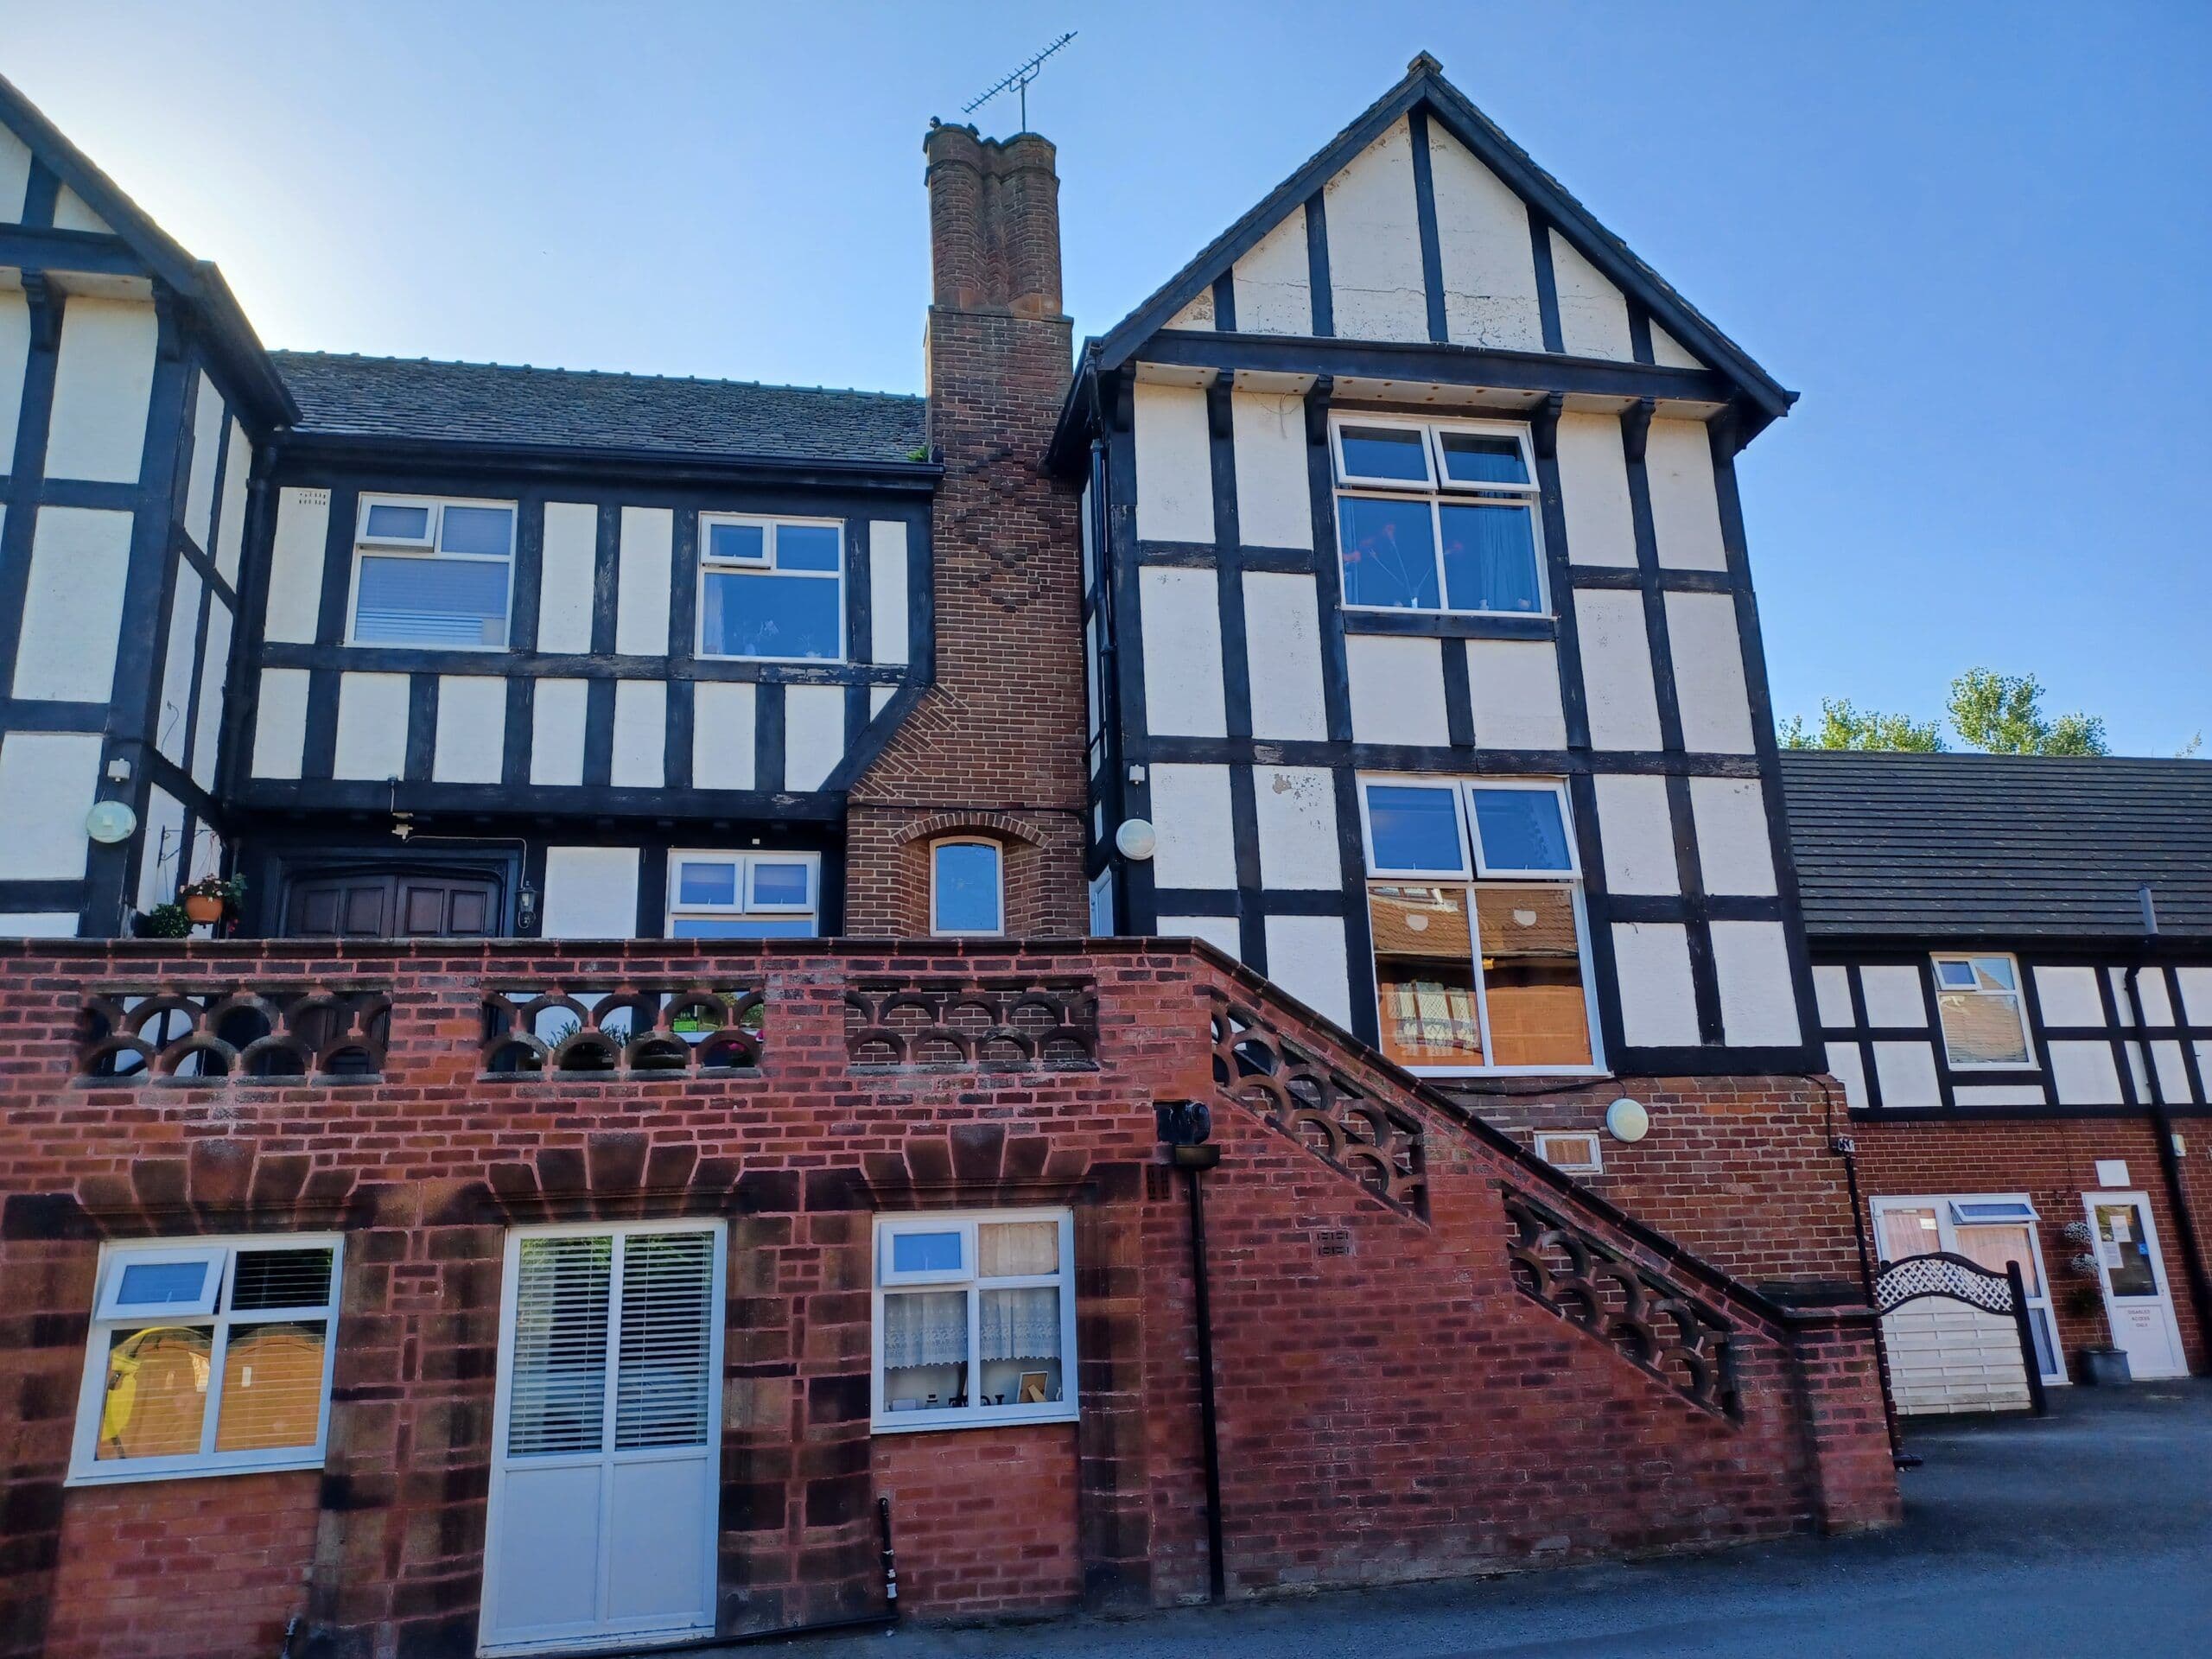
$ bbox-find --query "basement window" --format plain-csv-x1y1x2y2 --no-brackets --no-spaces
1534,1130,1603,1173
69,1236,343,1484
348,494,515,648
697,515,844,662
1332,416,1545,617
873,1211,1077,1433
1931,954,2034,1069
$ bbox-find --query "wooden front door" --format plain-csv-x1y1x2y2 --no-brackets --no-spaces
282,870,502,938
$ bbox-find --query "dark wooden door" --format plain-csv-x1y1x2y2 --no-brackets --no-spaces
283,871,502,938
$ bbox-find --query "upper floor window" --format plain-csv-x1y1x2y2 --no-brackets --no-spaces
1332,416,1544,618
931,839,1004,936
348,495,515,648
70,1236,342,1484
1359,776,1598,1075
1932,954,2033,1068
698,515,843,662
665,850,819,938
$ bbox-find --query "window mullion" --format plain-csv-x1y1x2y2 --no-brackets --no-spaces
966,1280,982,1414
1465,883,1497,1066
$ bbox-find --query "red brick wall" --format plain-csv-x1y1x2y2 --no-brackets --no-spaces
43,1472,319,1659
0,938,1893,1657
1852,1116,2211,1376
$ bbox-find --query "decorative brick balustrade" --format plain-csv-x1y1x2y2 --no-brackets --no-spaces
844,978,1097,1068
76,986,391,1081
480,984,765,1076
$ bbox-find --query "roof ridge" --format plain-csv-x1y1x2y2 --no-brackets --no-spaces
267,349,925,403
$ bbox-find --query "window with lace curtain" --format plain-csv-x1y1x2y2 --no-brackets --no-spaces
871,1210,1077,1432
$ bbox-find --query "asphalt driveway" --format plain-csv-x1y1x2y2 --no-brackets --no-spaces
742,1380,2212,1658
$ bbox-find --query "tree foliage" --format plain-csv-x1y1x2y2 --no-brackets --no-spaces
1780,698,1945,752
1781,669,2111,756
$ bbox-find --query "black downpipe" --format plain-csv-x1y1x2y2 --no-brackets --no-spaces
879,1494,899,1620
1185,1154,1228,1603
2123,959,2212,1360
1834,1130,1910,1465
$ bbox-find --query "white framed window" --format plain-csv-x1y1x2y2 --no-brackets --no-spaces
347,493,516,648
664,850,819,939
1331,416,1545,618
872,1210,1077,1433
696,514,844,662
1358,775,1599,1077
1534,1129,1602,1173
930,838,1004,937
1932,953,2034,1069
1870,1194,2063,1382
69,1235,342,1484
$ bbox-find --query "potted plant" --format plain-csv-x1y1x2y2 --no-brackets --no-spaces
133,902,194,939
176,873,245,926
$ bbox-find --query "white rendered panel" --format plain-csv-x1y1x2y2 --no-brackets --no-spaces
530,678,589,786
187,821,221,885
14,506,130,702
610,680,667,789
2049,1041,2123,1106
1859,965,1927,1027
1548,230,1633,360
869,685,894,718
2033,965,2104,1027
1664,592,1756,753
692,681,756,791
0,289,27,466
1952,1084,2049,1108
1646,418,1728,572
869,520,909,665
537,502,599,653
1427,125,1543,350
1265,914,1353,1028
136,785,186,912
1711,920,1800,1046
2131,968,2175,1027
0,126,28,220
190,603,232,791
1165,291,1214,330
182,372,224,552
1159,914,1242,959
1132,382,1213,543
1241,572,1327,740
1230,206,1313,336
0,913,79,938
1825,1043,1869,1111
51,186,111,234
614,506,674,656
264,488,331,644
1252,766,1340,890
154,563,202,763
1592,773,1676,896
783,683,845,791
1345,634,1449,747
2178,968,2212,1026
542,847,639,939
433,676,507,783
1556,411,1635,568
1689,777,1777,897
1465,639,1565,749
1813,964,1854,1030
1324,117,1428,342
250,667,309,779
1139,566,1226,738
1650,325,1703,370
1611,922,1700,1047
333,671,410,780
213,420,251,582
1573,589,1662,751
0,732,103,880
1149,763,1236,889
1872,1042,1942,1108
43,296,156,483
1230,391,1312,550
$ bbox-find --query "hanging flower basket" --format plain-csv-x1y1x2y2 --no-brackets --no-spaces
175,874,246,926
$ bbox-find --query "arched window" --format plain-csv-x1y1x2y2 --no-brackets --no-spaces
930,839,1003,937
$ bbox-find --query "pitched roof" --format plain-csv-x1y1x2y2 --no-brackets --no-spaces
1090,53,1794,423
270,352,929,467
1778,751,2212,942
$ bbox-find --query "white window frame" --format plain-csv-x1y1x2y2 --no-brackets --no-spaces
1534,1129,1603,1173
1330,414,1547,619
664,849,820,937
1465,779,1580,880
871,1208,1078,1434
1869,1193,2066,1383
1358,772,1605,1079
345,493,517,651
1930,951,2036,1071
696,512,847,664
68,1234,344,1485
929,837,1005,938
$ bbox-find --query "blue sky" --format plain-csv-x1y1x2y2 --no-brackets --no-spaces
10,2,2209,754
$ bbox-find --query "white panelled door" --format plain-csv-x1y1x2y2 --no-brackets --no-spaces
480,1223,724,1655
2084,1192,2188,1381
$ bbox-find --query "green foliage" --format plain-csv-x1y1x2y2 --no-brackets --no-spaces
1946,668,2109,756
134,903,194,938
1779,698,1945,752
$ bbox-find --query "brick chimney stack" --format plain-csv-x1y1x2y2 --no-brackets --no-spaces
841,123,1086,937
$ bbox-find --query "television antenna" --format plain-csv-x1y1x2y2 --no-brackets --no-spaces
962,31,1077,134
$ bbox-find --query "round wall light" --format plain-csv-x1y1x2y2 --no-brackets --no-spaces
1604,1097,1650,1143
1114,818,1158,861
85,800,138,845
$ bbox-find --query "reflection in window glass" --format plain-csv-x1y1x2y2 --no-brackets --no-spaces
932,842,1003,935
363,502,431,541
700,570,841,659
668,916,816,940
892,1231,965,1274
1369,885,1484,1067
776,524,842,572
1475,885,1592,1068
1438,503,1541,613
1437,431,1529,486
1366,785,1465,873
2094,1205,2159,1298
1471,789,1573,873
213,1322,329,1452
751,862,811,907
1337,497,1439,609
1933,956,2031,1067
114,1260,213,1308
437,505,516,556
96,1325,211,1460
706,522,766,562
677,861,738,906
1338,426,1431,481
